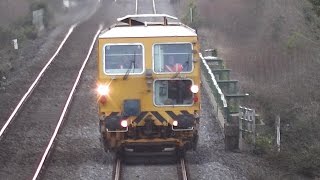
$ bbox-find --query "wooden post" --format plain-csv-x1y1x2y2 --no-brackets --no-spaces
252,109,256,147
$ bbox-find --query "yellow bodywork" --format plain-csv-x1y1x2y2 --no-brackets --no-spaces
97,36,201,126
97,22,201,152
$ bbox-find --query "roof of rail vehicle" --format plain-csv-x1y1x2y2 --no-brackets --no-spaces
99,26,197,38
117,14,178,22
99,14,197,38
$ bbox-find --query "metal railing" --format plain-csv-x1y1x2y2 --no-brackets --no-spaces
199,53,229,121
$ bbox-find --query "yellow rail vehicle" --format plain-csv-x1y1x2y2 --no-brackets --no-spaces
97,14,201,154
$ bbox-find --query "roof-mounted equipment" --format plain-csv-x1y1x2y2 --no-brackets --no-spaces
117,14,178,26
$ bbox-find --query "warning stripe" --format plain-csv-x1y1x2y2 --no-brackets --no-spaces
133,111,148,124
110,112,119,116
180,110,191,115
104,112,119,117
166,111,178,119
150,111,166,123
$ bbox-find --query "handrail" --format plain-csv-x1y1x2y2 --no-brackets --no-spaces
199,53,228,108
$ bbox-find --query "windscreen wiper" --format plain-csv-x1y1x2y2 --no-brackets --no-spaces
172,56,190,79
123,54,136,80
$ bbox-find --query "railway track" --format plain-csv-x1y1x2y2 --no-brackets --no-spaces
0,24,77,138
0,1,104,176
113,157,122,180
0,0,191,179
31,26,103,180
0,25,102,179
0,24,78,179
112,154,190,180
177,157,190,180
111,1,191,180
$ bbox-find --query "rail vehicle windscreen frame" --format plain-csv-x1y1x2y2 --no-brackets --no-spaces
153,43,193,73
103,43,144,74
154,79,194,106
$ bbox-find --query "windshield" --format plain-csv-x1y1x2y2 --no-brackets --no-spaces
153,43,193,73
104,44,143,74
154,79,193,106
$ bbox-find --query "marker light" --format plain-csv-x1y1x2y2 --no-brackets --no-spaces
173,120,178,127
193,96,199,103
97,84,109,96
190,85,199,93
121,120,128,128
99,95,107,105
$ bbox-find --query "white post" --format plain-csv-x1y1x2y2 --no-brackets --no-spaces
276,115,281,152
12,39,18,50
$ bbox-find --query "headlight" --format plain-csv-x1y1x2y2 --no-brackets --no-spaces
97,84,109,96
173,120,178,127
121,120,128,128
190,85,199,93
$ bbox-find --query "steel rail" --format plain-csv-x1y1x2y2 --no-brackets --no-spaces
176,157,189,180
114,158,122,180
180,158,188,180
31,25,103,180
0,24,77,138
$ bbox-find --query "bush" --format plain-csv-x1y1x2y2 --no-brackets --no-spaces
6,1,47,42
23,25,38,40
254,135,274,155
243,75,320,176
9,24,37,41
252,89,320,177
308,0,320,16
0,27,15,48
276,146,320,177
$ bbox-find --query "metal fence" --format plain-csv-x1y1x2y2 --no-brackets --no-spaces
239,106,256,149
200,51,253,150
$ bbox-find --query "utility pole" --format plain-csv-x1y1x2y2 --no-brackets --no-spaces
190,7,194,24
